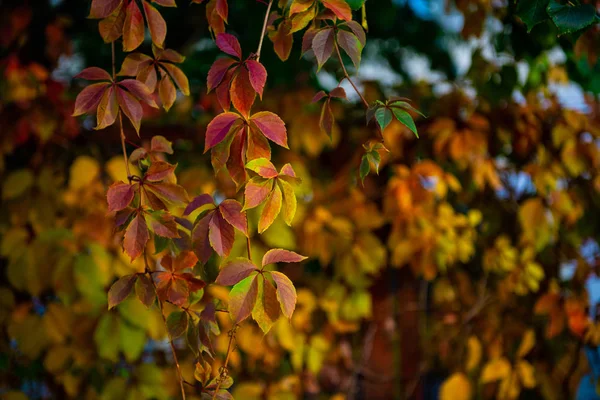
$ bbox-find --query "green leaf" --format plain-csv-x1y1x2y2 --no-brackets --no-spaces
359,154,370,183
251,276,281,334
374,107,392,131
166,311,189,338
517,0,550,32
366,151,381,174
388,100,425,118
547,0,596,35
391,108,419,138
228,275,259,323
345,0,365,11
186,320,199,356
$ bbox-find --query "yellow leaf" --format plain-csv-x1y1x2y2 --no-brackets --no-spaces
232,382,264,400
2,169,34,200
440,373,472,400
466,336,482,371
517,329,536,358
69,156,100,190
517,360,536,389
480,357,511,383
105,155,139,182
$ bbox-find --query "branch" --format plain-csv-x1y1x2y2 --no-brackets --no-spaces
144,250,187,400
211,326,237,399
255,0,274,62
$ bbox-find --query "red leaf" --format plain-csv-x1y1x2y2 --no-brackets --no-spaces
215,68,234,111
173,251,199,271
155,273,189,306
204,112,241,152
145,182,189,206
336,29,362,68
245,158,279,179
301,27,317,55
124,212,149,261
153,0,177,6
116,87,144,134
207,58,237,92
123,1,144,51
99,6,126,43
344,20,366,46
215,0,228,21
226,128,248,186
75,67,112,81
215,33,242,59
73,82,109,116
192,212,214,263
279,163,297,178
321,0,352,21
245,60,267,99
312,28,334,70
146,211,179,238
184,194,215,216
115,207,135,227
218,199,248,236
89,0,122,19
180,273,206,292
145,161,176,182
320,99,334,137
206,0,226,35
151,135,173,153
250,111,288,148
258,184,282,233
135,274,156,308
118,53,153,76
108,274,137,309
243,177,272,210
162,63,190,95
262,249,307,267
268,21,293,61
208,210,235,257
330,87,347,99
312,90,327,103
156,48,185,63
271,271,297,318
230,66,256,118
107,181,135,212
138,64,158,92
118,79,159,107
96,86,119,130
216,258,257,285
143,1,167,48
159,75,177,111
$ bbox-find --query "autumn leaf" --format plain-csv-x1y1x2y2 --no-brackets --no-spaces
166,311,189,338
228,275,259,323
216,258,258,286
270,271,297,319
154,251,205,306
312,28,335,70
262,249,307,267
135,274,156,308
252,276,281,333
107,182,136,212
108,274,137,309
321,0,353,21
124,212,149,261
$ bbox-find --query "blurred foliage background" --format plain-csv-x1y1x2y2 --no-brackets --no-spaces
3,0,600,399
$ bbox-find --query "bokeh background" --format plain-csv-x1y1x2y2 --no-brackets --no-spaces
3,0,600,399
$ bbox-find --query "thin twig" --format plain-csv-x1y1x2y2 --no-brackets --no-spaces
333,40,369,109
111,42,132,181
144,250,187,400
211,326,237,399
255,0,274,62
246,236,252,260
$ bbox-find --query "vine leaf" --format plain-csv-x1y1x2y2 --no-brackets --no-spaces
252,276,281,333
154,251,205,307
107,181,136,212
167,311,189,338
228,274,259,323
124,212,149,261
215,258,258,286
262,249,308,267
135,274,156,308
108,274,137,309
321,0,353,21
270,271,297,319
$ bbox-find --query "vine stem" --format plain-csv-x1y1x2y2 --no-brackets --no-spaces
246,236,252,260
144,250,187,400
211,326,237,400
255,0,273,61
111,42,132,180
333,40,369,109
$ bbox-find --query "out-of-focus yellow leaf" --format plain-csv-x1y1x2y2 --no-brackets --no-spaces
440,373,472,400
517,329,535,357
517,360,536,388
481,357,511,383
2,169,34,200
69,156,100,190
466,336,482,371
232,382,264,400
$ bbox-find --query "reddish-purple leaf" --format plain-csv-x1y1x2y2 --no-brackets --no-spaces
89,0,122,19
138,64,158,92
215,33,242,59
226,128,248,186
115,207,135,227
156,47,185,63
99,6,126,43
215,0,228,21
143,1,167,48
243,177,272,210
207,58,237,92
320,99,334,138
192,212,214,263
118,53,153,76
321,0,352,21
336,29,362,68
162,63,190,95
75,67,112,81
135,273,156,308
245,60,267,99
108,274,137,309
145,182,189,206
245,158,279,179
215,68,234,111
107,181,135,212
96,86,119,130
230,66,256,118
124,212,149,261
330,87,347,99
153,0,177,6
301,27,317,55
204,112,241,151
262,249,308,267
216,258,257,285
146,211,179,238
312,90,327,103
250,111,288,148
73,82,109,116
208,211,235,257
118,79,158,107
218,199,248,236
184,194,215,216
344,21,366,46
145,161,176,182
155,273,189,306
228,275,259,323
279,163,297,178
271,271,296,318
123,1,145,51
151,135,173,154
258,184,282,233
312,28,334,70
116,87,144,134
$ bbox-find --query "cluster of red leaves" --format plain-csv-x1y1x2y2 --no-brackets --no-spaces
191,0,229,36
89,0,175,50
